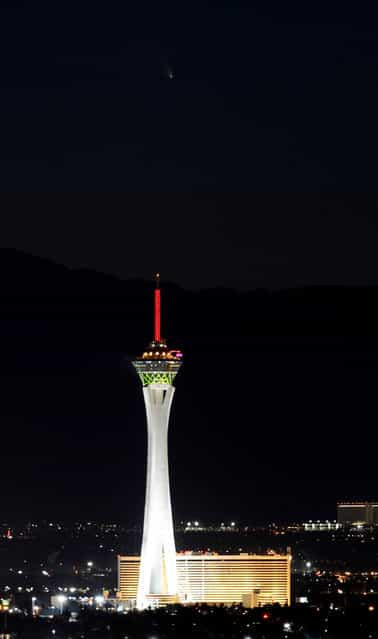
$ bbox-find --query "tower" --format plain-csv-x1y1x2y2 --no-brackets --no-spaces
132,275,183,609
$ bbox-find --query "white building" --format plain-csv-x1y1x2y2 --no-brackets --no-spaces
303,520,341,531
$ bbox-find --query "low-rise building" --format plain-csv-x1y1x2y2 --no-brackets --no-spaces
337,501,378,526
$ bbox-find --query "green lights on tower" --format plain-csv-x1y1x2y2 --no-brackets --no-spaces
138,371,178,386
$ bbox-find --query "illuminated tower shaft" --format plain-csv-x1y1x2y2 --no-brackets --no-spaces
138,384,176,603
133,275,182,608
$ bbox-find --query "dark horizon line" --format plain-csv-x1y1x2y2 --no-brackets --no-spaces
3,247,378,294
1,516,341,527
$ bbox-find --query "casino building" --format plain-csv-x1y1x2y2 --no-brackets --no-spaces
118,552,291,607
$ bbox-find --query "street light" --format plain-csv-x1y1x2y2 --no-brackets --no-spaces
57,594,66,615
95,595,104,607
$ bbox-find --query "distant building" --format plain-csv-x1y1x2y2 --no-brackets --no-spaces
118,552,291,607
303,521,341,531
337,501,378,526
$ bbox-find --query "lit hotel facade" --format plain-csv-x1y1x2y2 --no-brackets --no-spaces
118,553,291,607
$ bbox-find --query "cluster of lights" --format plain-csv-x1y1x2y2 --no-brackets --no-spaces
185,521,237,529
141,349,182,361
50,591,106,614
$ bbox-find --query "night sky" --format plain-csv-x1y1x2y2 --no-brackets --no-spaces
1,2,378,525
1,1,378,288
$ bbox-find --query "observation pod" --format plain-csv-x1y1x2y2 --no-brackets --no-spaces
132,275,183,609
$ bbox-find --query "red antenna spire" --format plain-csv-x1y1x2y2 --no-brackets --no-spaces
154,273,161,342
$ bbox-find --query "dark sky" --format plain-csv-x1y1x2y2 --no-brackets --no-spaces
0,2,378,527
1,1,378,288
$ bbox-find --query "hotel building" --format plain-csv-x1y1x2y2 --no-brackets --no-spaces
337,501,378,526
118,552,291,607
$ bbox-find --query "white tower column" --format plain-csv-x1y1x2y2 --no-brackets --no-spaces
137,384,178,608
133,274,182,609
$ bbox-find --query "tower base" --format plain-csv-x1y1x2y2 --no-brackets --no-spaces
144,593,179,608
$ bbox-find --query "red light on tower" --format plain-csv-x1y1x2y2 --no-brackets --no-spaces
154,273,161,343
